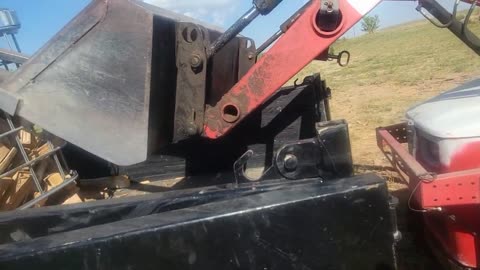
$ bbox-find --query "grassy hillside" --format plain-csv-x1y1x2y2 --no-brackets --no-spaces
292,18,480,165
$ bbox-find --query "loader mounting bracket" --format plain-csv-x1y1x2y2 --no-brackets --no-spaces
275,120,353,180
173,23,209,141
233,119,353,182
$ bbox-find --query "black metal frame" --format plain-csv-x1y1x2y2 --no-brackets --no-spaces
418,0,480,55
116,73,344,184
0,174,397,270
274,119,352,180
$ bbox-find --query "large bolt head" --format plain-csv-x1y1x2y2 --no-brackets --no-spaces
284,154,298,171
190,55,203,68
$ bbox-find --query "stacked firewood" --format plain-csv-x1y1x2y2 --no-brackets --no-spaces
0,127,82,211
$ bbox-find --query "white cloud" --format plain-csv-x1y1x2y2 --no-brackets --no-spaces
144,0,239,26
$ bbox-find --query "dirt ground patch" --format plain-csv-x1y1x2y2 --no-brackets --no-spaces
331,73,479,167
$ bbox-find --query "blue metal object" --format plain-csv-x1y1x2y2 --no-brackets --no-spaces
0,8,22,69
0,9,20,35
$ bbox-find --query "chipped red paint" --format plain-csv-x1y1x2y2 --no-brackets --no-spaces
426,212,478,268
203,0,371,139
421,170,480,268
425,142,480,268
377,124,480,268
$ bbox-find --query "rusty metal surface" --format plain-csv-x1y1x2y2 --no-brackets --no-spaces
377,124,480,269
382,122,408,144
173,22,208,141
376,125,430,184
377,123,480,208
237,38,256,79
207,36,241,107
202,0,374,139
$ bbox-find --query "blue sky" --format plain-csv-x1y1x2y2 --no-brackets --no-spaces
0,0,445,55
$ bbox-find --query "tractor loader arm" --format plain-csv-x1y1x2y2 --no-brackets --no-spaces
202,0,480,139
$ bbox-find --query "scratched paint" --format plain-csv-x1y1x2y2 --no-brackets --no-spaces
203,0,379,139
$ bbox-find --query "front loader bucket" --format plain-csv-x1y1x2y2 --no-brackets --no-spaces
0,0,217,166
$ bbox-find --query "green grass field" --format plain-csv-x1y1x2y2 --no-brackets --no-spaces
292,16,480,165
298,13,480,88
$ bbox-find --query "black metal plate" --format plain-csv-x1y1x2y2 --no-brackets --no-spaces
0,174,396,270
